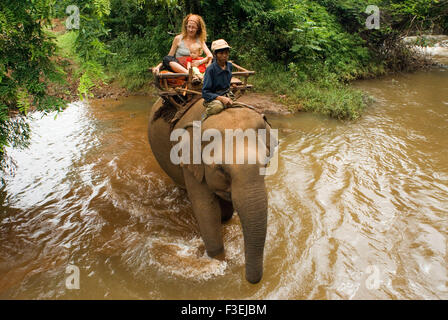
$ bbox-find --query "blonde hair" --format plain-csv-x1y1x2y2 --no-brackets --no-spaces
190,42,202,54
181,14,207,43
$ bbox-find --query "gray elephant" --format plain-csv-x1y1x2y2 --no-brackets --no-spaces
147,97,276,283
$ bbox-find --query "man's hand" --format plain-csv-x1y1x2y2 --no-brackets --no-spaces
218,96,233,106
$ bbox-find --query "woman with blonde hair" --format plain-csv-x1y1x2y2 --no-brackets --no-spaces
153,14,213,75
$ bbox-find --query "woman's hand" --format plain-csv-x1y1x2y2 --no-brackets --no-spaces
191,58,206,68
201,42,213,66
206,57,212,67
152,63,161,76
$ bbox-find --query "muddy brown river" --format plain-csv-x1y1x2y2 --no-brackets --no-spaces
1,65,447,299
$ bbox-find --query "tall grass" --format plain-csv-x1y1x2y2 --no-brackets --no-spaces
249,63,370,120
105,33,157,91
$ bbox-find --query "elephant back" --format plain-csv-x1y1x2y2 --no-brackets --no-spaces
152,96,203,130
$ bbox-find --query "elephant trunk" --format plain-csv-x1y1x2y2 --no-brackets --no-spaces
231,176,268,284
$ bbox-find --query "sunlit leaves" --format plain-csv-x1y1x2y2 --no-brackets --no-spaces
0,0,66,158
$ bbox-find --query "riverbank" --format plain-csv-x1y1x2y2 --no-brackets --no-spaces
48,21,292,115
49,21,444,119
48,26,343,118
404,35,448,65
48,20,154,102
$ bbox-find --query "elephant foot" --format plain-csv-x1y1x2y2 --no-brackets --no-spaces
214,250,226,261
246,272,262,284
207,246,224,260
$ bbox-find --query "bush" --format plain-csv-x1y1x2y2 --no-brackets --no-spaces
0,0,66,156
251,62,368,120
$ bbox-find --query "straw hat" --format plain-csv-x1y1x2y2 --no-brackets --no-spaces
211,39,231,53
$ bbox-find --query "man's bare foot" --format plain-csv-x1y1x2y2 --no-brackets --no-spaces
192,75,201,85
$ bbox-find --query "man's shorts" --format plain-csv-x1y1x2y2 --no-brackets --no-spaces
203,99,225,116
202,90,237,119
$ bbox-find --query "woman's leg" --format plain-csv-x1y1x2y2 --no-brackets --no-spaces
162,56,188,73
169,61,188,73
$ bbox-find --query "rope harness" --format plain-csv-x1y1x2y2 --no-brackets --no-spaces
182,101,271,130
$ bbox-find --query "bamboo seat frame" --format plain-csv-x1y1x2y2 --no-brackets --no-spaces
151,61,255,111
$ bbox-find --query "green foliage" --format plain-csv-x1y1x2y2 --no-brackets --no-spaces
106,33,156,89
0,0,66,158
16,89,32,115
1,0,445,164
55,29,79,60
54,0,113,99
60,0,446,119
77,61,105,99
0,116,31,154
224,0,379,83
103,0,175,89
251,62,368,120
388,0,448,33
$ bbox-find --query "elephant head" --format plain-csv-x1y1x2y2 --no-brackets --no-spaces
173,107,277,283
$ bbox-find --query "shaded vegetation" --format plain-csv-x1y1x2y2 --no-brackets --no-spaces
0,0,66,155
1,0,447,162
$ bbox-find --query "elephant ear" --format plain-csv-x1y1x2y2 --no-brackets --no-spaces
180,125,205,183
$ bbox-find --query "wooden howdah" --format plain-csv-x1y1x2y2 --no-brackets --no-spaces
150,61,255,111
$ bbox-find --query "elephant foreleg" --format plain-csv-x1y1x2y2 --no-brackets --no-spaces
183,169,224,258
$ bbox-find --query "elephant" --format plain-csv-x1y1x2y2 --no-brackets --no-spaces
147,97,276,284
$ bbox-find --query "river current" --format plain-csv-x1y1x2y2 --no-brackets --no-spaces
0,65,447,299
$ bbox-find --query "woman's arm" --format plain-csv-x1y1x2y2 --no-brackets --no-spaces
168,35,181,56
201,41,213,66
152,35,181,75
191,57,209,68
151,62,162,75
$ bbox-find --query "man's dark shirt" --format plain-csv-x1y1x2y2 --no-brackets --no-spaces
202,60,233,102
